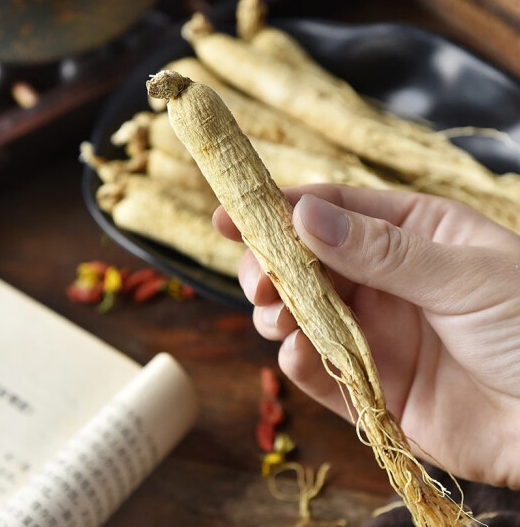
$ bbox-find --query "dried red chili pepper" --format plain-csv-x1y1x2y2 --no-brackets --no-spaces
132,276,169,303
68,260,195,309
260,398,285,426
260,367,281,399
256,420,276,453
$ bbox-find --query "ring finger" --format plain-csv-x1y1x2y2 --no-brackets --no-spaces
252,300,298,341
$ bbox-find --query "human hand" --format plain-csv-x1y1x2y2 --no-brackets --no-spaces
214,184,520,489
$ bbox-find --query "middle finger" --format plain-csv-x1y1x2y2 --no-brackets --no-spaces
252,300,298,341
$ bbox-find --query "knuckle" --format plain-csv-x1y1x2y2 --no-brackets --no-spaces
369,221,410,279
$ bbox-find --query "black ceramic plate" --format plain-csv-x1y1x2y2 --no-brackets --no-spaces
82,19,520,311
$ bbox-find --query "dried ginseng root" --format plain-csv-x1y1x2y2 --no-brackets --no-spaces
234,0,493,173
103,182,244,277
151,57,355,164
235,0,437,142
147,70,477,527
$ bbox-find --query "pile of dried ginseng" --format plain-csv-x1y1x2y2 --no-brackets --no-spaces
82,0,520,281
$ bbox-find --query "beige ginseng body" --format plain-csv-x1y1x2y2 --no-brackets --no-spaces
147,70,475,527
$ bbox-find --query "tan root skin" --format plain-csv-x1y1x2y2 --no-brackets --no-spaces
147,69,476,526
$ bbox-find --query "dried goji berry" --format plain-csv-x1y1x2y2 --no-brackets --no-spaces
118,267,130,284
123,268,158,292
66,282,103,304
180,284,196,299
132,276,168,303
167,279,197,301
256,420,276,453
77,260,109,277
260,367,281,399
260,398,285,426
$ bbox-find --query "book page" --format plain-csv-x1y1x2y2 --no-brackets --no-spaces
0,279,143,504
0,352,198,527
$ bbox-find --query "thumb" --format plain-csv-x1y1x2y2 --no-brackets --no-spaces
293,193,514,314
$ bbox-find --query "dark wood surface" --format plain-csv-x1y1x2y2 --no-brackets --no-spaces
0,154,391,526
417,0,520,81
1,1,516,525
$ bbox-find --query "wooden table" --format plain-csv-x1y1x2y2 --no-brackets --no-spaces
0,154,391,526
0,1,512,525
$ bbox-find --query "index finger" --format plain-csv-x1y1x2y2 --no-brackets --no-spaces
213,184,413,242
214,183,520,251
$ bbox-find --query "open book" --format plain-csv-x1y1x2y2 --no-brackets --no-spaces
0,279,198,527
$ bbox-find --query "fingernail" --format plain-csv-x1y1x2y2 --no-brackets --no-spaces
261,303,283,327
281,329,301,354
241,265,260,303
296,194,349,246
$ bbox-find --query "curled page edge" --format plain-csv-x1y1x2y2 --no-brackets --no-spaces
0,352,198,527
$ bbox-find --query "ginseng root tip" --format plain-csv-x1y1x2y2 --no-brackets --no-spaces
146,70,192,101
181,12,214,43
